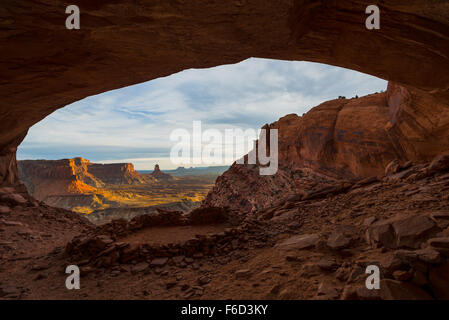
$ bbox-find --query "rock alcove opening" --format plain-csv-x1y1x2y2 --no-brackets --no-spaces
14,59,388,216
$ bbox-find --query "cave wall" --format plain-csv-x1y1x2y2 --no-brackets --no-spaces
1,0,449,185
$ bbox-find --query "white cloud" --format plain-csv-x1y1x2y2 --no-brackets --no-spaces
18,58,387,169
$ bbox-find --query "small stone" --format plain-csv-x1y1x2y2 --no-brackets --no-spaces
192,263,200,270
0,285,21,298
285,255,300,262
1,220,23,227
150,257,168,267
341,286,358,300
0,193,27,205
393,270,413,281
335,266,351,282
165,280,178,289
427,237,449,249
316,280,339,299
363,216,377,226
31,262,50,271
197,276,211,285
182,289,195,299
431,211,449,220
347,266,365,283
172,256,185,264
275,234,319,250
415,247,441,264
181,284,190,291
0,205,11,214
317,258,339,271
428,152,449,174
235,269,251,279
80,266,93,276
0,187,15,194
94,235,113,250
385,160,400,176
327,232,352,250
131,262,149,273
366,222,395,248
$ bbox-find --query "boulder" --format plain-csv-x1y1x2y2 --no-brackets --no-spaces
379,279,432,300
275,234,320,250
427,237,449,257
94,235,114,251
131,262,149,273
327,232,352,250
197,275,211,285
0,187,15,194
0,193,27,206
366,222,395,248
362,216,377,226
427,237,449,248
317,258,339,271
385,160,400,176
392,215,439,248
429,262,449,299
235,269,252,279
415,248,441,264
316,280,339,300
367,214,439,249
427,152,449,174
355,286,380,300
150,257,168,267
393,270,413,281
0,205,11,214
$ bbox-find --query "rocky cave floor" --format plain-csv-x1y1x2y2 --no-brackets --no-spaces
1,161,449,300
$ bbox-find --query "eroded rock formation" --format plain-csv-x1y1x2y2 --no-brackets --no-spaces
150,164,174,181
203,83,449,212
17,157,154,210
1,0,449,186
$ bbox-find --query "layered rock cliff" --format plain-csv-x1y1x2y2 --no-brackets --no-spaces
203,83,449,213
17,157,154,210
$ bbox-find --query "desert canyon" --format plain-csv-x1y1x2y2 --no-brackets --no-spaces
17,158,214,223
1,0,449,300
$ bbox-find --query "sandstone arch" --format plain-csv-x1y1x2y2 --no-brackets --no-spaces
1,0,449,185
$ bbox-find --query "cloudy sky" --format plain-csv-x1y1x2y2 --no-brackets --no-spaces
17,58,387,170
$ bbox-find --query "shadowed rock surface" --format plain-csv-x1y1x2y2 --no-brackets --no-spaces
1,0,449,301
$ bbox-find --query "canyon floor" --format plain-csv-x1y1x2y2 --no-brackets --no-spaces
1,158,449,300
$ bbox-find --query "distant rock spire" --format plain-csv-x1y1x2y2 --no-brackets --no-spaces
150,163,173,180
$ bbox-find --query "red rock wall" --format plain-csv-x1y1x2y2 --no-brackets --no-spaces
203,86,449,212
386,83,449,161
2,0,449,186
17,158,151,202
